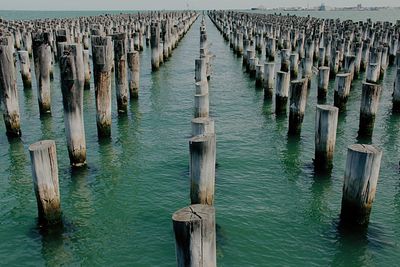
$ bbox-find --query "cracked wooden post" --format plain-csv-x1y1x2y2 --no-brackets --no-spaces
29,140,62,225
334,73,351,111
263,62,275,99
151,22,160,71
280,49,290,72
314,105,338,173
191,117,215,136
127,50,140,99
113,33,128,113
265,37,275,62
393,68,400,112
92,35,113,138
255,64,264,88
340,144,382,226
195,58,207,82
318,67,330,100
0,41,21,137
301,57,313,87
275,71,290,114
366,63,380,84
190,134,216,205
18,50,32,89
60,44,87,167
172,204,216,267
358,82,381,138
32,31,52,115
330,50,340,79
288,79,308,135
290,53,299,79
83,49,91,90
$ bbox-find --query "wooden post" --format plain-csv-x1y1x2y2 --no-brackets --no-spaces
0,41,21,137
191,117,215,136
29,140,62,225
194,93,209,118
172,204,216,267
340,144,382,226
290,53,299,79
275,71,290,114
195,80,209,95
263,62,275,99
280,49,290,72
127,50,140,99
314,105,338,172
190,134,216,205
195,58,207,82
334,73,351,111
393,68,400,112
113,33,128,113
366,63,380,84
317,67,330,100
92,36,113,138
358,82,381,138
151,22,160,71
60,44,87,167
83,49,91,90
18,50,32,89
288,79,308,135
265,37,275,62
32,32,52,115
255,64,264,87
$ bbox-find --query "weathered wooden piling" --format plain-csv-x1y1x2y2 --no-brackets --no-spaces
113,33,128,113
17,50,32,89
194,93,209,118
288,79,308,135
191,117,215,136
151,22,160,71
60,44,87,167
195,58,207,82
83,49,91,90
190,134,216,205
290,53,299,79
275,71,290,114
32,32,52,114
393,68,400,112
0,41,21,137
29,140,62,225
265,37,276,61
340,144,382,226
263,62,275,99
318,67,330,100
127,50,140,99
172,204,216,267
92,36,113,138
358,82,381,138
314,105,338,172
334,73,351,111
366,63,380,84
255,64,264,87
280,49,290,72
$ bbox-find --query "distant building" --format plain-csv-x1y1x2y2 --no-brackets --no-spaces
319,3,326,11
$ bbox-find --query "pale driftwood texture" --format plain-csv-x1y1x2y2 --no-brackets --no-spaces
317,67,330,100
334,73,351,111
190,134,216,205
195,81,209,95
60,44,87,167
194,93,209,118
32,31,52,115
172,204,216,267
195,58,207,83
191,117,215,136
0,40,21,137
113,33,128,113
275,71,290,114
29,140,61,225
288,79,308,135
358,82,381,138
263,62,275,99
314,105,339,172
92,35,113,138
127,50,140,99
18,50,32,89
340,144,382,226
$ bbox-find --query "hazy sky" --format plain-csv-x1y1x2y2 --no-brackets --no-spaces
1,0,399,10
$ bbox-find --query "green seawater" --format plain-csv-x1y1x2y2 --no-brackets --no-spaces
0,10,400,266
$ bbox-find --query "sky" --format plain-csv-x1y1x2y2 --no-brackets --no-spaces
0,0,399,10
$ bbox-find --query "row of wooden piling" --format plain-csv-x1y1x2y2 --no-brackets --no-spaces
0,11,198,170
0,11,199,226
172,16,217,267
209,10,389,227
